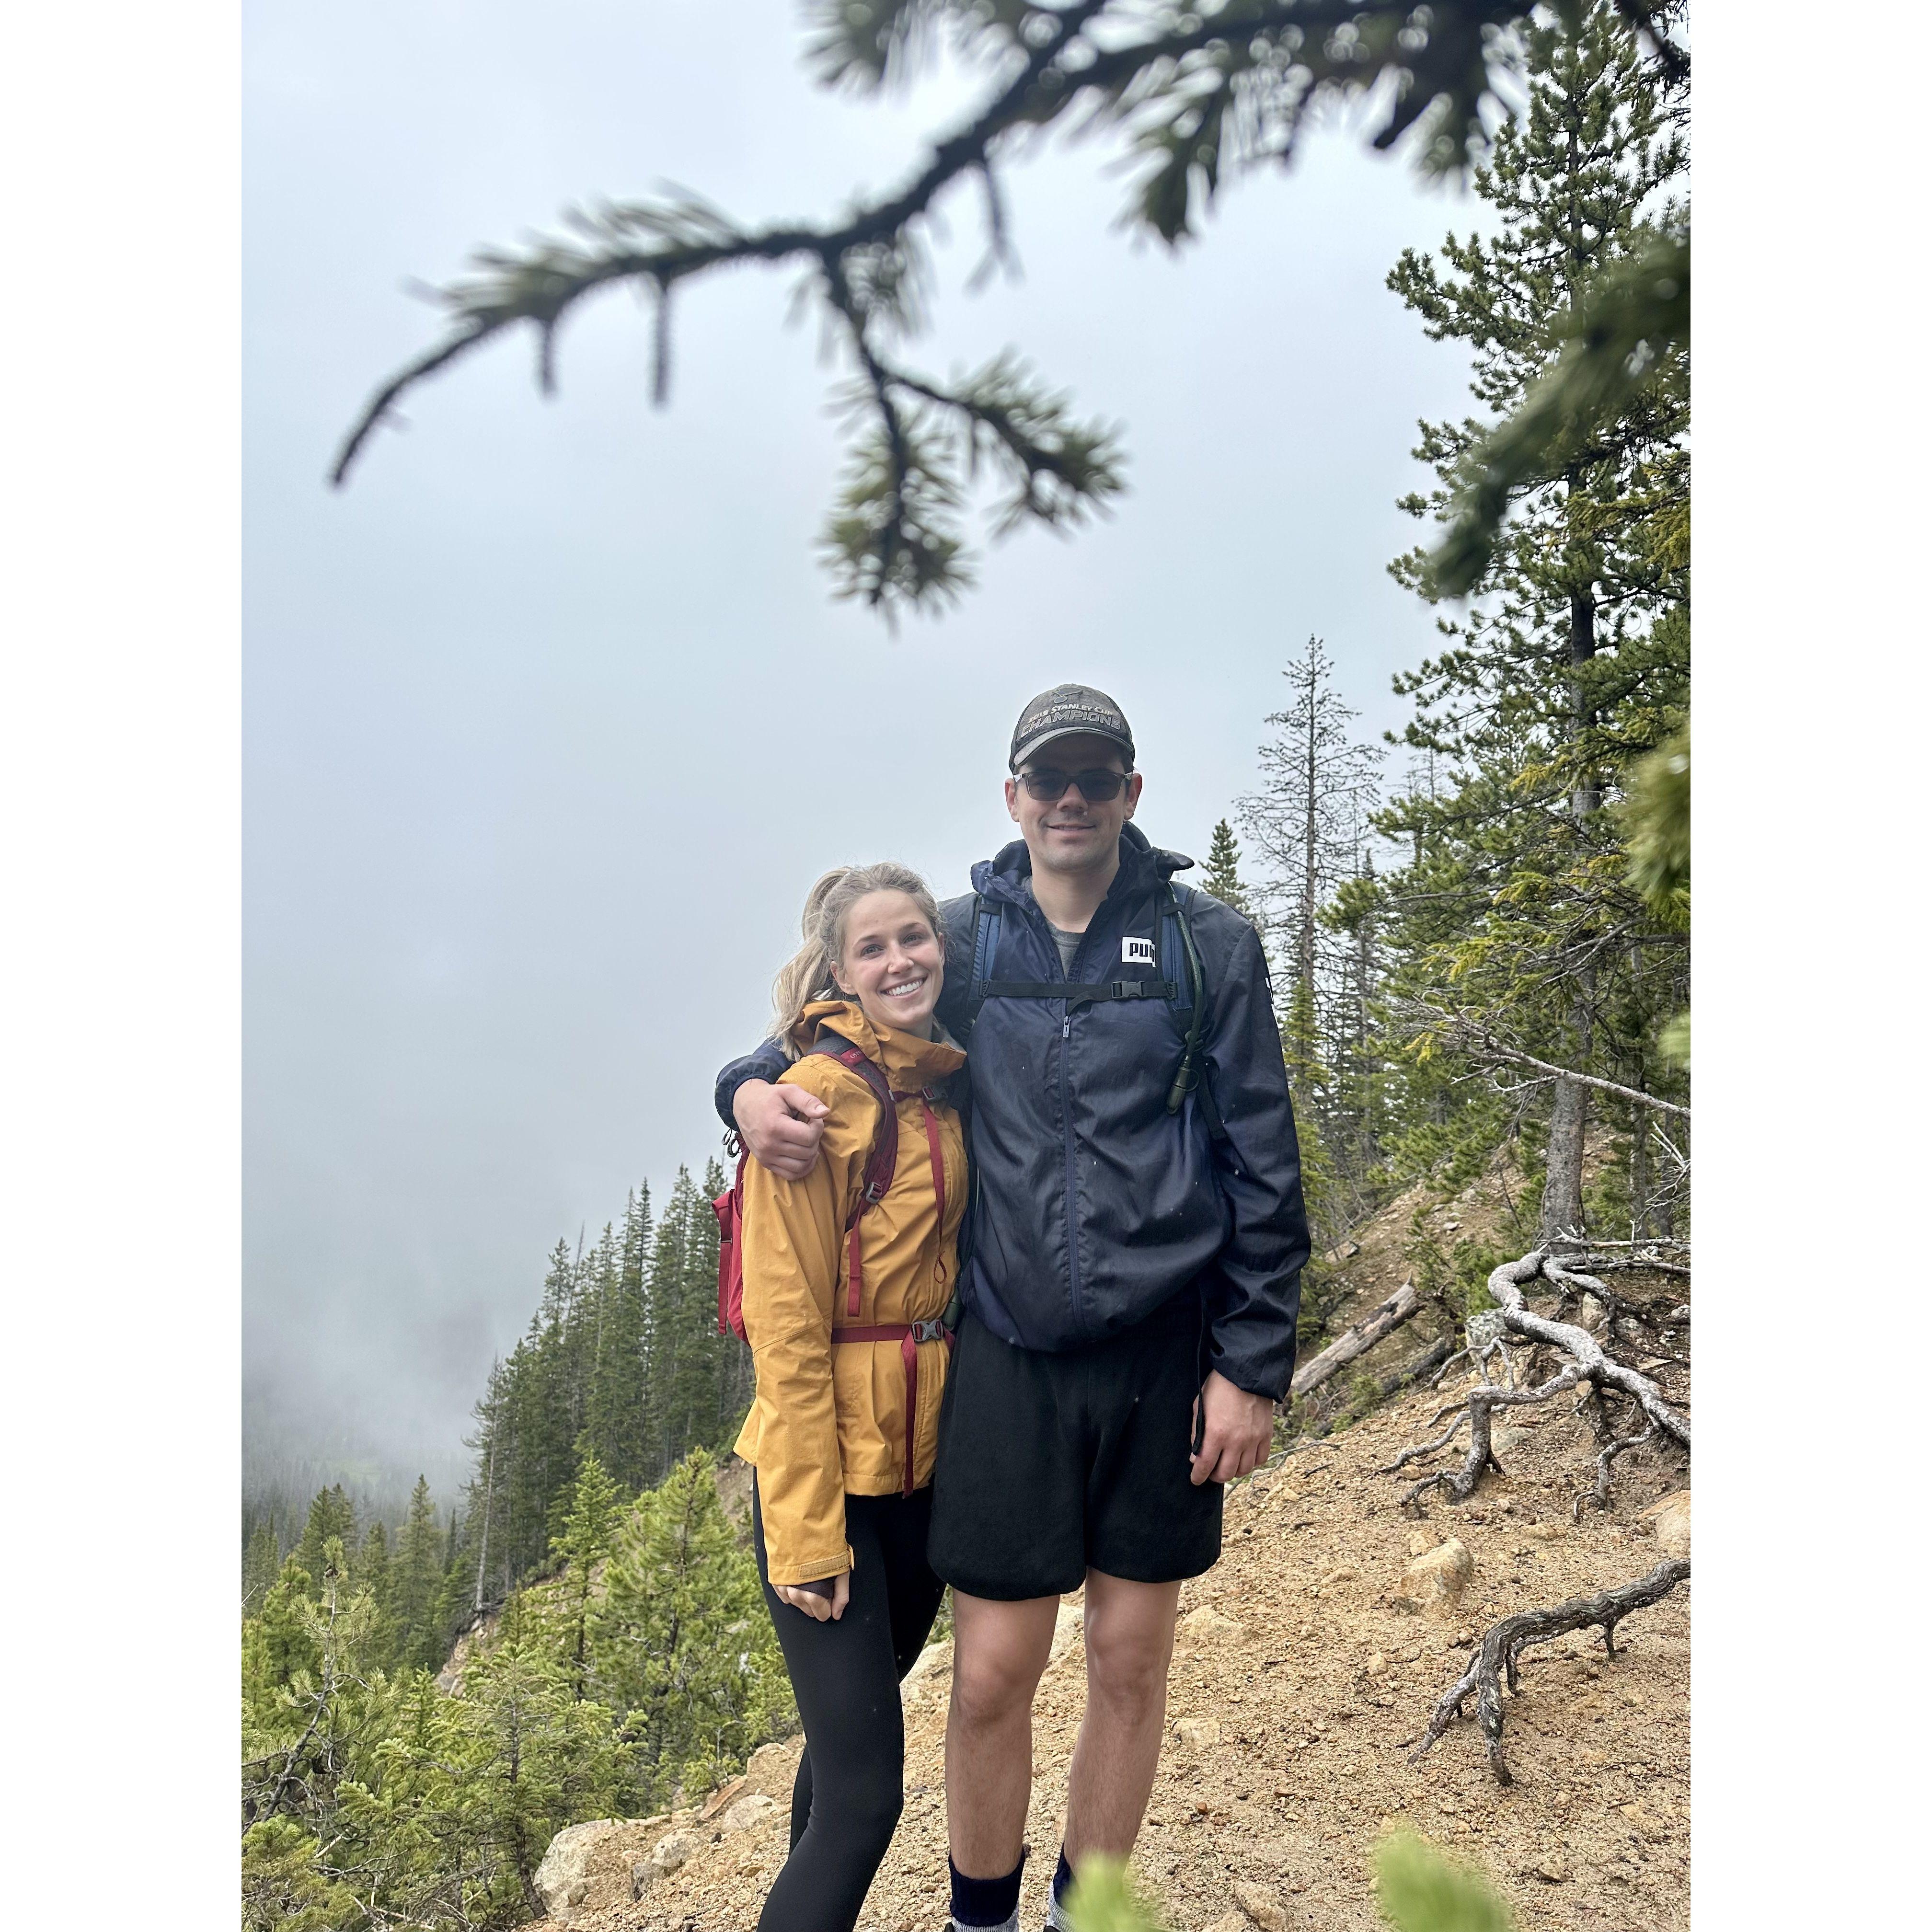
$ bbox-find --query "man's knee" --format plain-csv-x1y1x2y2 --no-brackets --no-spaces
950,1599,1055,1729
1082,1584,1180,1711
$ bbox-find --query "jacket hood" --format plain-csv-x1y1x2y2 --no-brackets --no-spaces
791,998,966,1088
971,821,1196,908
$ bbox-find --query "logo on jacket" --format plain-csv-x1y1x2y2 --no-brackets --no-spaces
1121,936,1157,966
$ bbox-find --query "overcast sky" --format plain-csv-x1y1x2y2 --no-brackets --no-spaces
243,0,1489,1493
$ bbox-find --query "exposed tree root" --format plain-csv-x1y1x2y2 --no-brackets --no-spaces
1382,1249,1690,1517
1411,1558,1690,1783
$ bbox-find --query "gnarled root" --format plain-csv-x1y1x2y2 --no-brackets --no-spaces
1385,1249,1690,1515
1411,1558,1690,1784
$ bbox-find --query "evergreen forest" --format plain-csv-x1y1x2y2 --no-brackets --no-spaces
255,7,1691,1928
241,1165,789,1929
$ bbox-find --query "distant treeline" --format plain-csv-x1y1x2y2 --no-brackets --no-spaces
245,1162,752,1644
242,1161,788,1929
452,1160,750,1617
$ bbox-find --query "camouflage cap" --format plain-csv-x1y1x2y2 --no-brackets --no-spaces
1008,683,1135,772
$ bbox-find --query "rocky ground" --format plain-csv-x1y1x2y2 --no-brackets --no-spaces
530,1162,1690,1932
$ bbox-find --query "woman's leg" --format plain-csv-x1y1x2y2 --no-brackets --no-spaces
753,1485,909,1932
875,1485,947,1678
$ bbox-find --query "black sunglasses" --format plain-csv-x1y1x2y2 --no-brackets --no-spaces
1018,766,1130,803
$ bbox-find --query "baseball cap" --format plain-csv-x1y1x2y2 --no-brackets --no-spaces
1008,684,1136,772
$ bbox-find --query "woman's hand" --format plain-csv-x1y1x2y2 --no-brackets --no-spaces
774,1571,851,1622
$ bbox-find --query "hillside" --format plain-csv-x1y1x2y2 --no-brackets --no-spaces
522,1160,1691,1932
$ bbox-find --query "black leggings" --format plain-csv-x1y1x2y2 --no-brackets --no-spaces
752,1480,947,1932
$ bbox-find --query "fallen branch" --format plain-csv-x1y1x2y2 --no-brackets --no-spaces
1412,1558,1690,1783
1290,1282,1418,1400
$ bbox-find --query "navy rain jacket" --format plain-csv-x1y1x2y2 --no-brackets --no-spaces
714,825,1311,1399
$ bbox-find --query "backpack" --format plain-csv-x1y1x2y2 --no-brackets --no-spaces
961,878,1229,1140
713,1037,904,1342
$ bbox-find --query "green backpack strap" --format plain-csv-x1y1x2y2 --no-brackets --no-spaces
1164,883,1230,1146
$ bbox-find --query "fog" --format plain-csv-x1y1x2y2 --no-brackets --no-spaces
243,0,1487,1503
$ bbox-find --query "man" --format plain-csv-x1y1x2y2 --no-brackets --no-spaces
717,685,1309,1932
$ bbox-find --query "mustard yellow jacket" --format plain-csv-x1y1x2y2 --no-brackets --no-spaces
733,1000,967,1587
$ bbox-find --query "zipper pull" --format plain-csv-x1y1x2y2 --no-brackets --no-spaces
1063,1014,1071,1039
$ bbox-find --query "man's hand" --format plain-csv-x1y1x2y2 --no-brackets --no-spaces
734,1077,828,1181
774,1571,851,1622
1189,1369,1276,1486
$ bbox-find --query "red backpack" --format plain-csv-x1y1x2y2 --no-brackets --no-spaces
714,1041,903,1343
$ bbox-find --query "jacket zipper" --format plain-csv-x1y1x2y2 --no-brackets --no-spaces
1055,909,1083,1336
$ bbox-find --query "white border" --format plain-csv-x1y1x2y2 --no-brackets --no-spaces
0,4,240,1912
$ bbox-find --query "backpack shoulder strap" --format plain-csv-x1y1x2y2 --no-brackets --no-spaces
1163,883,1231,1146
960,894,1002,1038
806,1037,899,1219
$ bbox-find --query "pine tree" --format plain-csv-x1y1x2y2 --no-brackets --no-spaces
548,1444,623,1700
242,1554,322,1726
1377,0,1689,1239
1237,638,1384,1242
293,1485,356,1602
586,1184,653,1491
1240,639,1383,1019
1198,819,1255,926
391,1477,445,1672
243,1516,283,1620
458,1604,633,1915
591,1449,790,1806
352,1520,395,1668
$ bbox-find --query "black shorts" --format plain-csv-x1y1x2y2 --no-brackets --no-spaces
927,1291,1223,1600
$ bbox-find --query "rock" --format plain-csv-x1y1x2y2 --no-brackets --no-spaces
745,1739,802,1796
1233,1878,1289,1930
1526,1520,1565,1542
651,1829,702,1874
1394,1539,1473,1617
720,1793,778,1834
902,1637,954,1704
1173,1715,1221,1751
1208,1915,1250,1932
1178,1605,1245,1645
1366,1652,1388,1677
534,1820,626,1920
1528,1853,1570,1884
1317,1564,1361,1591
1406,1530,1433,1558
1643,1489,1690,1557
629,1859,657,1901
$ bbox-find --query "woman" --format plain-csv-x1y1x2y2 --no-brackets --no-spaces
734,861,968,1932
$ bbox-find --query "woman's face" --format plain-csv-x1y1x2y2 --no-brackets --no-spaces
834,890,944,1037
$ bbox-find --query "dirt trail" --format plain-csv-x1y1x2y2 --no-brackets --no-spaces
544,1166,1690,1932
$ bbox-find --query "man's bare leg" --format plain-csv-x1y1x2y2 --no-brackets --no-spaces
946,1590,1060,1876
1061,1571,1184,1867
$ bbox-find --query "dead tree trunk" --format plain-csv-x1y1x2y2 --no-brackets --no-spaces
1288,1282,1418,1400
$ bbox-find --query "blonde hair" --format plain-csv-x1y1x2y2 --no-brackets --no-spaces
769,862,944,1053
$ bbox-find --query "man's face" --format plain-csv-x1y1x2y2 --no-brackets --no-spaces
1004,733,1143,877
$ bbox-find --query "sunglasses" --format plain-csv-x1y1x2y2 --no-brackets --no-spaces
1018,766,1130,803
